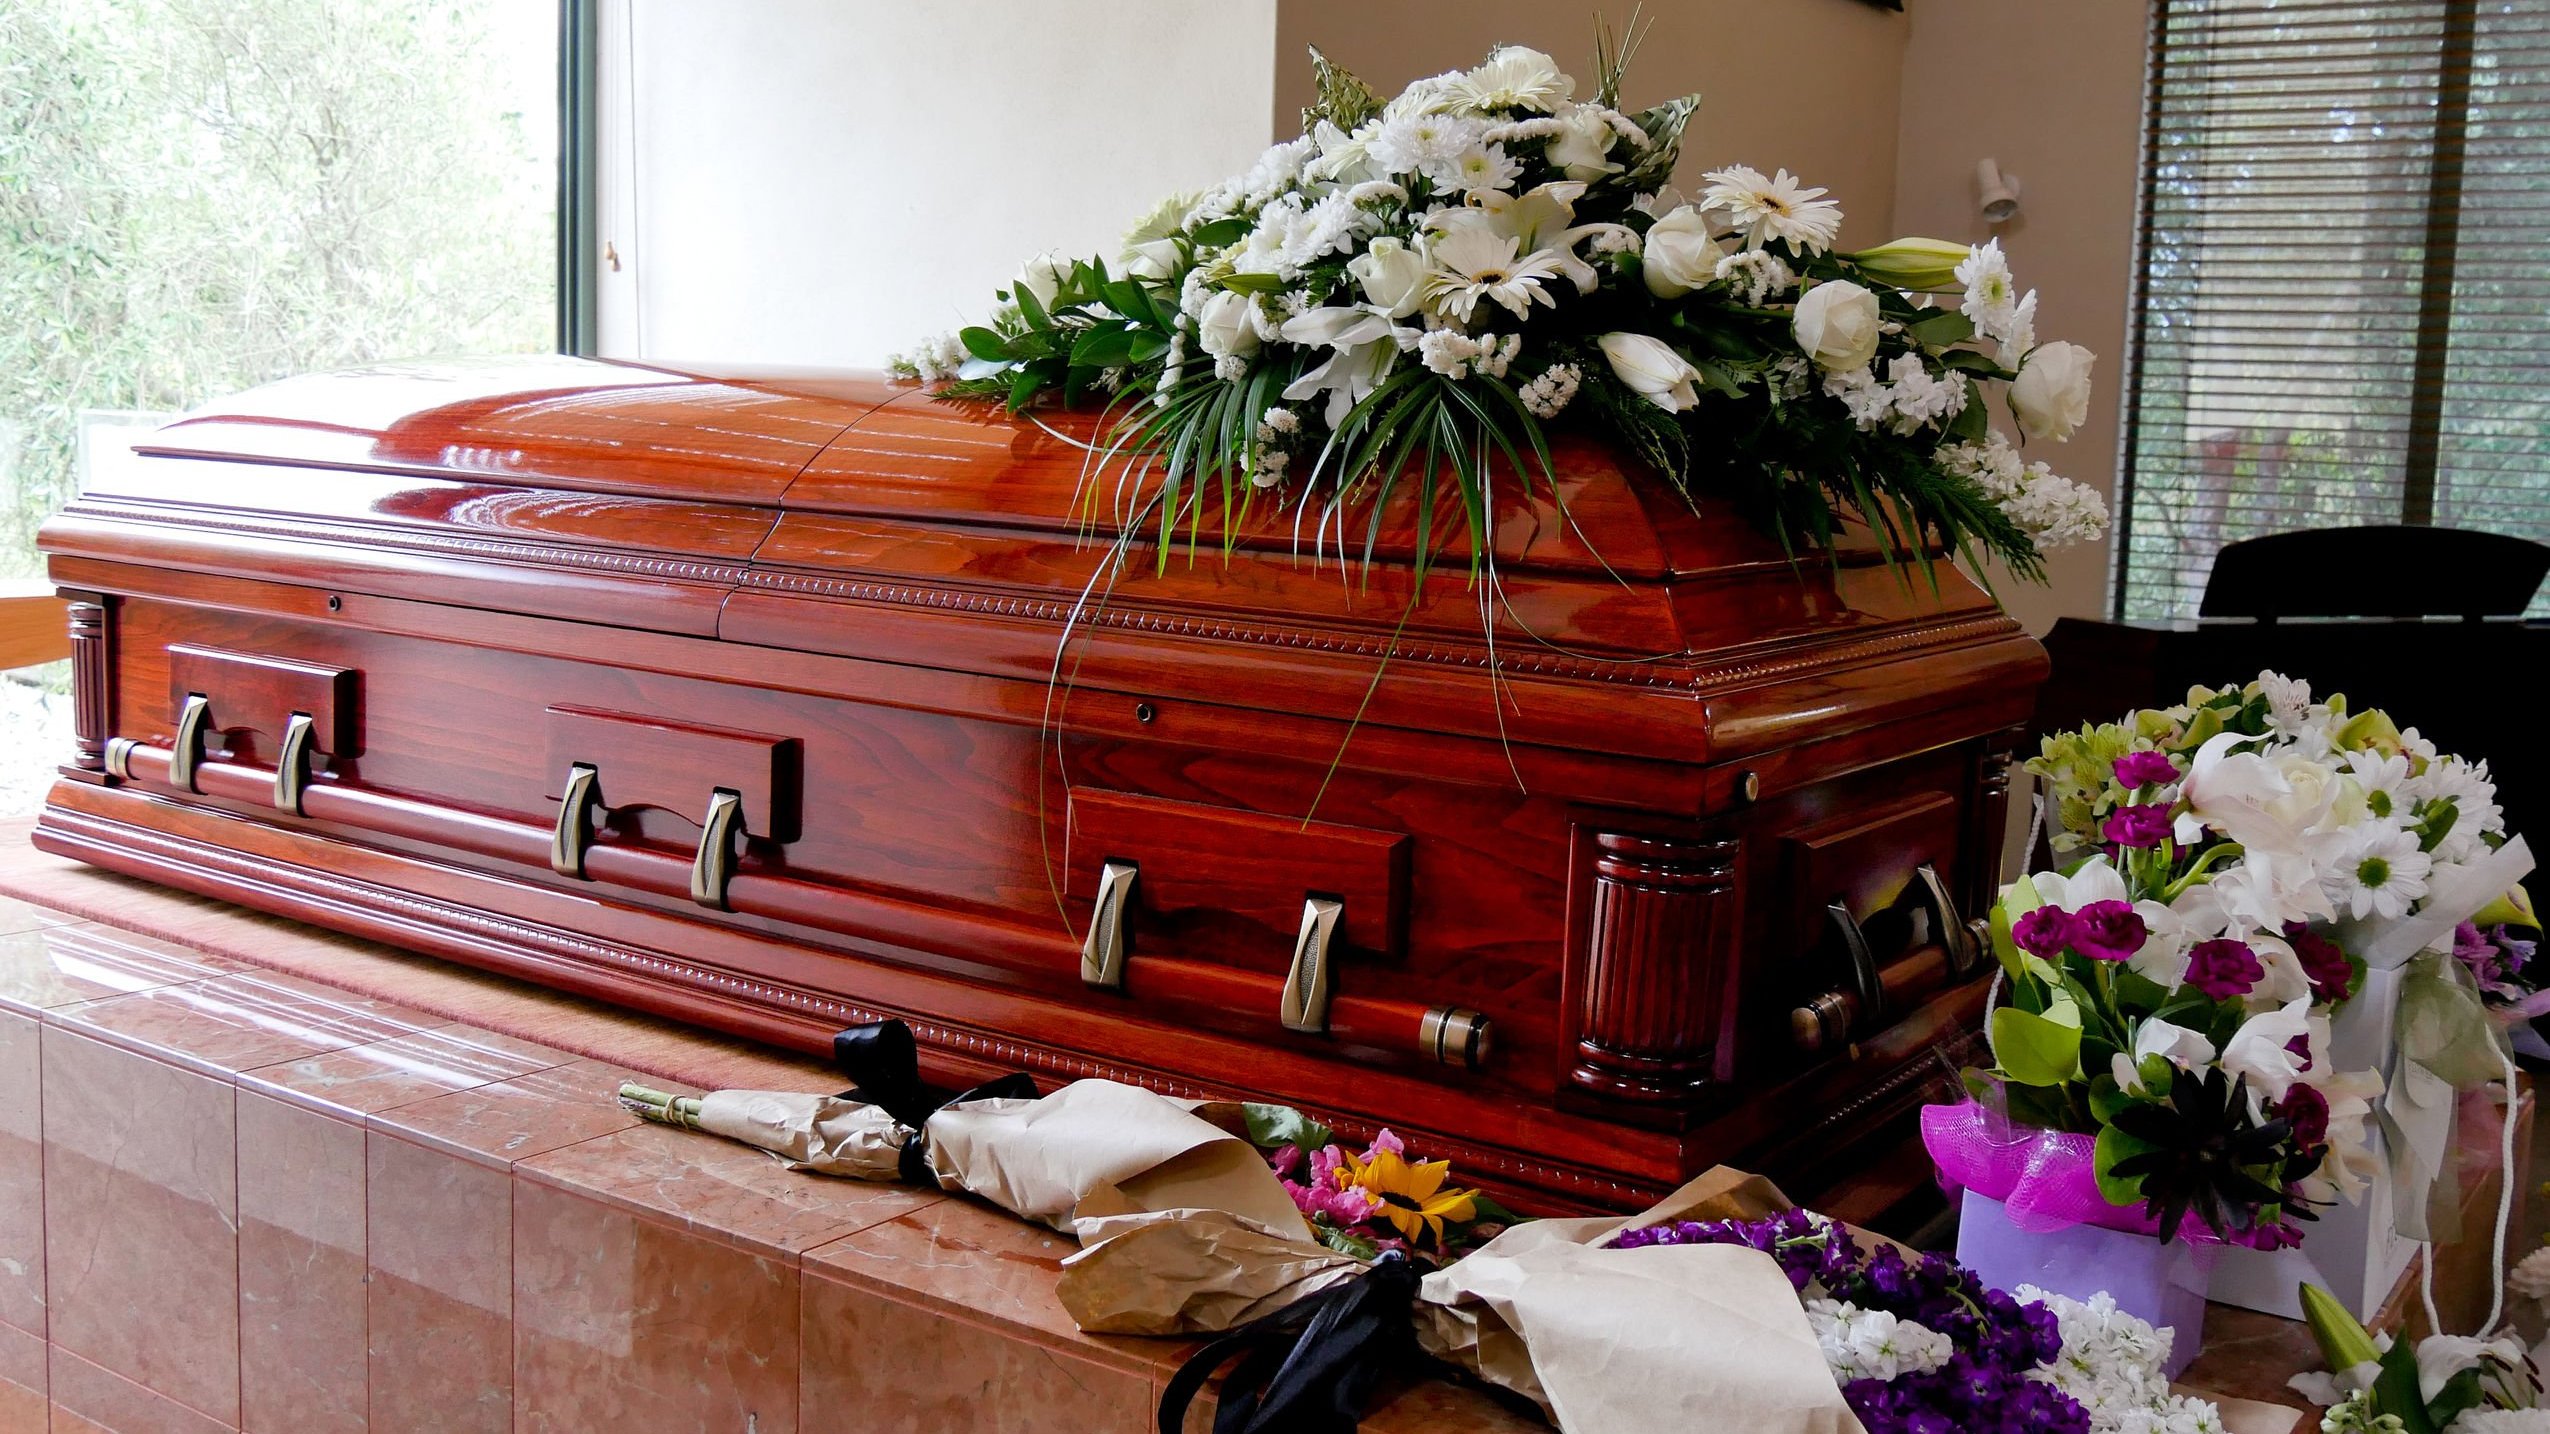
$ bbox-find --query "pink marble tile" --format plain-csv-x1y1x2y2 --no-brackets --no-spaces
0,895,73,940
0,1317,42,1411
513,1179,801,1434
0,923,244,1018
366,1130,511,1434
802,1198,1189,1377
41,1026,239,1425
236,1091,367,1434
517,1119,938,1260
800,1267,1151,1434
366,1056,652,1170
48,969,442,1081
46,1344,236,1434
240,1022,570,1120
0,1011,40,1337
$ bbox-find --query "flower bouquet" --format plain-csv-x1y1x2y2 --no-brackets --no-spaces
895,29,2105,600
1953,672,2535,1327
1607,1210,2227,1434
2295,1282,2545,1434
1243,1103,1521,1260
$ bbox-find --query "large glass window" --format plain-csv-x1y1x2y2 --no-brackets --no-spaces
2117,0,2550,620
0,0,567,811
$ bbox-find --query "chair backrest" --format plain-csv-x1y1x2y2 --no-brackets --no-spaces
2198,525,2550,621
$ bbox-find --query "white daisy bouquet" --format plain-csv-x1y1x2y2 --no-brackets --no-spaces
894,30,2106,586
1960,672,2537,1245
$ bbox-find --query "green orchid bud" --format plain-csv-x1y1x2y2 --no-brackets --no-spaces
2474,884,2540,932
2336,708,2404,755
1841,236,1971,291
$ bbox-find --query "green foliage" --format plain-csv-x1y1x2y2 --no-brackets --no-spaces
1240,1102,1336,1155
1988,1005,2082,1087
0,0,555,576
1301,45,1383,133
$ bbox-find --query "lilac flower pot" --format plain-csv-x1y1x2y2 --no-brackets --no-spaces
1955,1189,2215,1377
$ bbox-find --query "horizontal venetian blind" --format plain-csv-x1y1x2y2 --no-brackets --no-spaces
2117,0,2550,621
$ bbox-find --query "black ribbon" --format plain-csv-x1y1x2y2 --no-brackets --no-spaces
829,1019,1037,1185
1156,1250,1426,1434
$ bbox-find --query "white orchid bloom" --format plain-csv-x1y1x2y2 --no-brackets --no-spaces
2110,1018,2218,1096
2029,856,2130,913
1279,306,1414,427
2220,996,2314,1103
2126,882,2230,988
2245,930,2316,1006
2207,847,2337,931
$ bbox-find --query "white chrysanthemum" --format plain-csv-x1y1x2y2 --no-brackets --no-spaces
2324,823,2434,920
1957,238,2041,359
1445,143,1522,195
1368,112,1486,186
1444,46,1575,113
2507,1244,2550,1302
2415,756,2506,841
1700,165,1844,255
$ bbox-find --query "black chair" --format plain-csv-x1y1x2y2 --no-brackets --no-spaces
2198,525,2550,622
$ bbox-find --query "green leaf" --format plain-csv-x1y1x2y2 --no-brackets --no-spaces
1907,309,1976,347
1011,281,1050,332
1239,1102,1334,1153
1989,1004,2082,1086
2372,1330,2443,1434
1099,280,1159,327
1300,45,1383,132
1190,218,1250,249
1126,330,1169,363
958,326,1013,363
1070,326,1136,370
2093,1124,2158,1206
1313,1222,1381,1261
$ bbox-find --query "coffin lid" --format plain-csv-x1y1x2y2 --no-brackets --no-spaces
62,356,2039,764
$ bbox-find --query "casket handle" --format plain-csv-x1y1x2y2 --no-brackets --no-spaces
169,692,211,793
1280,895,1344,1035
271,712,315,816
551,763,600,879
1080,859,1138,990
690,788,744,911
1910,862,1985,978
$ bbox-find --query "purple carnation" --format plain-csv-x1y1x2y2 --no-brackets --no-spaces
2067,900,2149,962
2273,1081,2330,1150
2102,803,2174,850
2012,906,2075,959
2182,937,2264,1000
2283,922,2356,1004
2113,751,2183,789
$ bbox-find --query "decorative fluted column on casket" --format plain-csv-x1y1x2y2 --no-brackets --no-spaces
65,595,111,782
1569,830,1741,1103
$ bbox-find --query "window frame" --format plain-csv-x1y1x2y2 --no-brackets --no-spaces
557,0,600,357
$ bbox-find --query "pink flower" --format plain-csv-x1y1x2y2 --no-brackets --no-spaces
2114,751,2183,788
2068,900,2149,962
2283,922,2356,1004
2013,906,2075,959
2103,803,2174,849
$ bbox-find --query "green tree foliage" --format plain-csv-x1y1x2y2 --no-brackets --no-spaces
0,0,555,575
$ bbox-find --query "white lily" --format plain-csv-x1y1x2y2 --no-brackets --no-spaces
2110,1017,2218,1096
1279,306,1414,428
2220,996,2313,1103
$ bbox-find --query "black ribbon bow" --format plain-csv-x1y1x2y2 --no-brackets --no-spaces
1156,1249,1427,1434
829,1018,1037,1185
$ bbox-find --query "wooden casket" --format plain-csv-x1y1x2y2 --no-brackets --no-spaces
34,355,2044,1214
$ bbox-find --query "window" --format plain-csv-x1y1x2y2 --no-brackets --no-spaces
0,0,588,813
2117,0,2550,621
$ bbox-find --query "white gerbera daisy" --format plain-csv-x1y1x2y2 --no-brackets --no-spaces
1445,144,1522,195
1420,228,1565,324
1699,165,1844,255
2324,824,2433,920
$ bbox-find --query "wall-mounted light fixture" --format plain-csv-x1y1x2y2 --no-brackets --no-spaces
1976,159,2022,224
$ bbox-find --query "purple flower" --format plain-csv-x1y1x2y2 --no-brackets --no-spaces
2182,937,2264,1000
2067,900,2149,962
2284,1033,2315,1073
2101,803,2174,850
2113,751,2183,788
2012,906,2075,959
2283,922,2356,1004
2273,1081,2329,1150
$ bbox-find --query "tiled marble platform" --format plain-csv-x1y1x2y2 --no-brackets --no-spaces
0,888,1545,1434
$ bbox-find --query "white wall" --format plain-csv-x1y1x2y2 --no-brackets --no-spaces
596,0,1280,366
1893,0,2151,632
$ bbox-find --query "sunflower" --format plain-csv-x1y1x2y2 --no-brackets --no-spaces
1335,1142,1480,1247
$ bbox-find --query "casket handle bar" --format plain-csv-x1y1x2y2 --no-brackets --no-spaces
1280,894,1344,1035
690,789,744,911
1790,862,1980,1056
551,763,600,879
1080,859,1138,990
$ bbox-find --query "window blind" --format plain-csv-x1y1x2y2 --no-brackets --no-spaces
2117,0,2550,621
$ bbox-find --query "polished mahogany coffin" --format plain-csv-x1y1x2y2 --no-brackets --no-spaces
35,355,2044,1215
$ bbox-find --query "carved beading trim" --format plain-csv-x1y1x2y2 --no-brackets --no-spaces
39,800,1664,1207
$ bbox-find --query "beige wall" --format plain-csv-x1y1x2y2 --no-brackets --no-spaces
594,0,1280,366
1272,0,1910,250
1893,0,2151,631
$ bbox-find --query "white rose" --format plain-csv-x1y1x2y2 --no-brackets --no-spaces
1597,332,1702,414
1642,205,1725,299
1016,253,1068,311
1546,103,1621,181
2011,340,2095,442
1120,238,1181,282
1348,236,1429,319
1194,290,1263,360
1791,280,1882,371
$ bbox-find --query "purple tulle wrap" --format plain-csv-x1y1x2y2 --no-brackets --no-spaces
1920,1100,2162,1237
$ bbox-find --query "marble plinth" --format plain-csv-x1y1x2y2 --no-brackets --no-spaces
0,872,1544,1434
